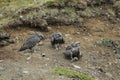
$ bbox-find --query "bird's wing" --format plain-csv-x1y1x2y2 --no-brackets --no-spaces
22,35,40,48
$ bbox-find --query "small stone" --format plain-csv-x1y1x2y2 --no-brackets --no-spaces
41,53,46,57
65,34,70,37
19,15,23,18
76,32,80,34
72,64,81,69
45,64,47,66
26,56,31,60
0,60,4,63
38,42,44,46
15,37,19,40
47,26,52,30
22,71,29,74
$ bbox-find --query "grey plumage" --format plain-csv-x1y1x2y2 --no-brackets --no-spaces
66,41,80,50
64,42,82,61
51,32,65,50
19,33,44,51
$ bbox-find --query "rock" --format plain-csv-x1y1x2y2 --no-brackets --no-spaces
72,64,81,69
47,26,52,30
0,60,4,63
22,71,29,74
38,41,44,46
26,56,31,60
74,3,87,11
41,53,46,57
65,34,70,37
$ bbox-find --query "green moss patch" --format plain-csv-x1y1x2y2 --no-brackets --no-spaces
53,68,95,80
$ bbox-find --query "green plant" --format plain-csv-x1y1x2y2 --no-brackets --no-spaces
96,38,114,47
53,68,95,80
44,1,56,7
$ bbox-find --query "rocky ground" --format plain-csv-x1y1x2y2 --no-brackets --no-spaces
0,0,120,80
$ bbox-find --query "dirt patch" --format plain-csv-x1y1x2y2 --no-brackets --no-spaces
0,48,22,60
0,23,120,80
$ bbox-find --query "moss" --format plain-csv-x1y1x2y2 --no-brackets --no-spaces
53,68,95,80
96,38,114,47
64,7,78,18
44,1,58,7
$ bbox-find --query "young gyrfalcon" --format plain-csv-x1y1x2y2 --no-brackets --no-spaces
51,32,65,50
19,33,45,52
63,42,82,62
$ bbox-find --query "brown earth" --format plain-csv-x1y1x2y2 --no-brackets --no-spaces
0,17,120,80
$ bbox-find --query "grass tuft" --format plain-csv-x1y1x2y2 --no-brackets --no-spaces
96,38,114,47
53,67,95,80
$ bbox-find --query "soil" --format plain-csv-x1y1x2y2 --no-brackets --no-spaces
0,17,120,80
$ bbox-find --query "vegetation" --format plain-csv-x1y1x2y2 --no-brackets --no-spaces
96,38,120,54
53,68,95,80
96,38,115,47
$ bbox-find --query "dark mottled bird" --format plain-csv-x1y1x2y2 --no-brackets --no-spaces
66,41,80,50
19,33,45,52
51,32,65,50
63,42,82,62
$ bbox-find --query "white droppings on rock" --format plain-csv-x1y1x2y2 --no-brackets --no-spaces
22,71,29,74
65,34,70,37
76,32,80,34
0,60,4,63
26,56,31,60
45,64,48,66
